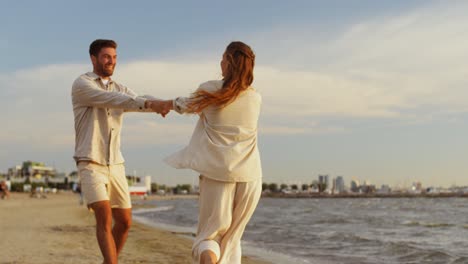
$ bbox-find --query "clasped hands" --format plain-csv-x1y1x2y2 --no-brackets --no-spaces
145,99,173,117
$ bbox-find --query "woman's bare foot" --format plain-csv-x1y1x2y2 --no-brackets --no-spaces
200,250,217,264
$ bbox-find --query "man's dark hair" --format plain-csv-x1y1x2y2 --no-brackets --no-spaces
89,39,117,57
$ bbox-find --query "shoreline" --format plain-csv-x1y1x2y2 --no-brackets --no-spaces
0,192,270,264
138,191,468,201
262,192,468,199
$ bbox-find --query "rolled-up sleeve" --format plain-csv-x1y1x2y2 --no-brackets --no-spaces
173,85,206,114
173,96,193,114
173,80,223,114
123,95,158,113
72,77,146,110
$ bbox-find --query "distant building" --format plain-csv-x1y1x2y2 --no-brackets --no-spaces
8,161,56,181
7,165,22,179
378,184,391,194
426,187,439,194
411,182,423,193
318,174,330,193
126,174,141,185
335,176,345,193
361,182,377,194
331,178,336,194
350,180,360,193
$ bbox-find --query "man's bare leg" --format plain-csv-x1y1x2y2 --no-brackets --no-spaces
111,208,132,255
89,201,117,264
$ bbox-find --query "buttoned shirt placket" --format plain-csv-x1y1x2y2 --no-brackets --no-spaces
104,80,113,166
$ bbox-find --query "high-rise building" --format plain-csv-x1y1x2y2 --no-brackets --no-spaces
318,174,330,192
350,179,360,193
335,176,345,193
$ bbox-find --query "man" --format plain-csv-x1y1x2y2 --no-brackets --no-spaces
71,39,166,264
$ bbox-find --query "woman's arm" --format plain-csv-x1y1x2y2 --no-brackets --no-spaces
172,96,194,114
157,81,218,115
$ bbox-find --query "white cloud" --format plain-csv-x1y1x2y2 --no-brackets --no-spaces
121,118,195,146
2,1,468,156
0,59,390,154
255,67,403,119
259,124,345,135
249,0,468,120
116,60,221,98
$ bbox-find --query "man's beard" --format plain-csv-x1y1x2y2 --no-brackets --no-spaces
97,63,115,77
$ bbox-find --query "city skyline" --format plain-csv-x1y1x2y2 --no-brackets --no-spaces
2,159,463,191
1,1,468,187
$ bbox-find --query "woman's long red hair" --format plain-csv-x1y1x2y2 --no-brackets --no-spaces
188,41,255,113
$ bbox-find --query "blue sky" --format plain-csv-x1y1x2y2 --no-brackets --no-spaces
1,0,467,187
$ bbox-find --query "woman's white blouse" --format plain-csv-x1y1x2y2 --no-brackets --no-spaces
164,80,262,183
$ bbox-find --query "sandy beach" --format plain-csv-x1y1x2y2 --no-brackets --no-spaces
0,192,269,264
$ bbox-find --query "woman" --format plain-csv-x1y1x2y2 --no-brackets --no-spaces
159,41,262,264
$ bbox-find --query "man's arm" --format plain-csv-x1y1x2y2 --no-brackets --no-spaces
72,77,146,111
123,95,160,113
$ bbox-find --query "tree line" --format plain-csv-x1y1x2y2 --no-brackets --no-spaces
262,181,328,193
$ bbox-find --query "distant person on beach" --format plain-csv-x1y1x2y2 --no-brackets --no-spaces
156,41,262,264
71,39,168,264
0,180,10,199
74,182,84,205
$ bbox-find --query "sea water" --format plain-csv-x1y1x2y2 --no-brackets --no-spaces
133,197,468,264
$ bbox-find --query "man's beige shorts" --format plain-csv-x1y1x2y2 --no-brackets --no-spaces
77,162,131,209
